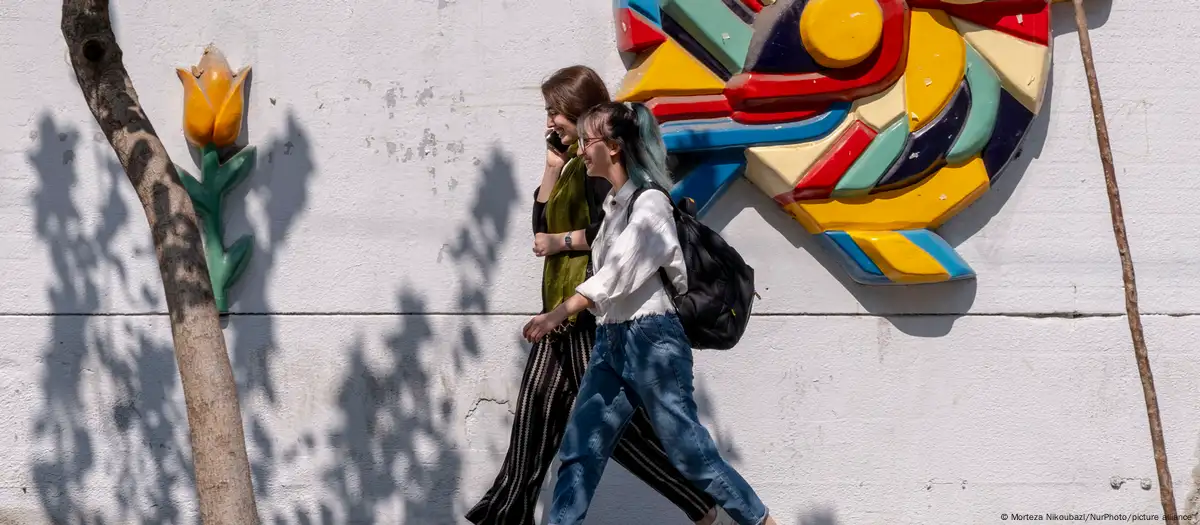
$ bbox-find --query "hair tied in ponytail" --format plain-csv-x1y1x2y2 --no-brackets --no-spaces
578,101,673,191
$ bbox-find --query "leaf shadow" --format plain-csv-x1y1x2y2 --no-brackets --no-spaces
29,112,196,525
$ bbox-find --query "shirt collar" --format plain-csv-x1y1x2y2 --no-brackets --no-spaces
609,181,638,209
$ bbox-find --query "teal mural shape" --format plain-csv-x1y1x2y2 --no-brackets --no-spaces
176,144,255,312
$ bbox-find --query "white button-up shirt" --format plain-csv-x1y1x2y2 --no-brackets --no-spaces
575,181,688,325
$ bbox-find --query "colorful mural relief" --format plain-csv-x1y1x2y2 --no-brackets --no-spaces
614,0,1052,285
174,46,255,312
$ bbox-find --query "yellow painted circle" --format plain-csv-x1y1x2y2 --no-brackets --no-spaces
799,0,885,69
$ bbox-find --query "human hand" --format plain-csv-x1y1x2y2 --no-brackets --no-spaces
523,311,564,343
533,232,564,257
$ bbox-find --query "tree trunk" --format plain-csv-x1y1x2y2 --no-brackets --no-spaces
60,1,260,523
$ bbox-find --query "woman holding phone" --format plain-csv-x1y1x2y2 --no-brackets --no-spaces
523,101,778,525
466,65,725,525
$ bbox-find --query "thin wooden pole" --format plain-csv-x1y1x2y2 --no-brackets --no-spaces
1069,1,1178,522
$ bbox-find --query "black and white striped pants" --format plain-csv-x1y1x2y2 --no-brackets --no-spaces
466,320,715,524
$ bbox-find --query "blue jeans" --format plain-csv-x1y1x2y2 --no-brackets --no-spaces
547,313,769,525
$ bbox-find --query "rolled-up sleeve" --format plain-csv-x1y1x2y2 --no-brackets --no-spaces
576,190,683,309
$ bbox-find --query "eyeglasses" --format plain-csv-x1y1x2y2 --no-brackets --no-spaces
579,137,606,149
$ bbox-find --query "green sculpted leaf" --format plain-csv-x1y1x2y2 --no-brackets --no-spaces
176,165,212,216
201,144,221,188
224,235,254,289
215,146,257,196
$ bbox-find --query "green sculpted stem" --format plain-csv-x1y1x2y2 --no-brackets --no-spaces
178,144,255,312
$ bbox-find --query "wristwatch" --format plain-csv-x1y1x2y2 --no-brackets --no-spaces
564,232,573,250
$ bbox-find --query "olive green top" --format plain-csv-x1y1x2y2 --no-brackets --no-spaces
534,145,611,322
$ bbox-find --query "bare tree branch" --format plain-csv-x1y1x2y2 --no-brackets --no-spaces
60,0,259,522
1070,1,1178,522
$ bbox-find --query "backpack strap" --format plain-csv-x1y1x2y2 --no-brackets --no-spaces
624,183,677,222
623,184,681,299
623,185,648,222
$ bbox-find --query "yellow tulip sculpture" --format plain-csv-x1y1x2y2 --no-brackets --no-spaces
174,45,255,312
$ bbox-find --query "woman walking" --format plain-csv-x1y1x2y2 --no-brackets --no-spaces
466,65,724,525
522,101,779,525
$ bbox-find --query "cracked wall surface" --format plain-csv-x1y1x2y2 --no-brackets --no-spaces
2,0,1200,524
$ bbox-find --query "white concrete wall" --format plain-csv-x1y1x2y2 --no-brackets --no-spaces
2,0,1199,523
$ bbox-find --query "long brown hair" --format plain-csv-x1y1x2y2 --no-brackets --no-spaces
541,65,611,123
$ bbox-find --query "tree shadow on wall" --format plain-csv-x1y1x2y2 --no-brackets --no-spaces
28,113,196,525
309,146,520,524
26,111,526,525
702,68,1058,338
319,289,458,524
218,109,317,506
25,116,741,524
27,108,316,525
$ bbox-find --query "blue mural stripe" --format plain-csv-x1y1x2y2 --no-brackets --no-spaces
661,102,851,152
820,231,892,285
896,229,975,280
669,148,747,218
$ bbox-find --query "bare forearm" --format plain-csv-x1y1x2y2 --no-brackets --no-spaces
535,229,591,255
565,228,590,251
526,292,596,342
548,293,594,322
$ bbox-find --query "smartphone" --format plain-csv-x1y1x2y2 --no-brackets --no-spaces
546,130,570,154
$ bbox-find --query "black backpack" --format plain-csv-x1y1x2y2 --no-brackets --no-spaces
626,185,756,350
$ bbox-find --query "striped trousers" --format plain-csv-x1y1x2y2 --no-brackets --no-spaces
466,319,715,524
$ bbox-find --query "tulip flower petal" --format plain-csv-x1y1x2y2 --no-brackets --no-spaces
177,68,216,146
213,66,250,147
197,46,234,106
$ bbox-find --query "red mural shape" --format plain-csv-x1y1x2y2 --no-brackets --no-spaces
776,121,878,204
647,95,734,123
616,7,666,53
724,0,911,111
935,1,1050,45
741,0,765,13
